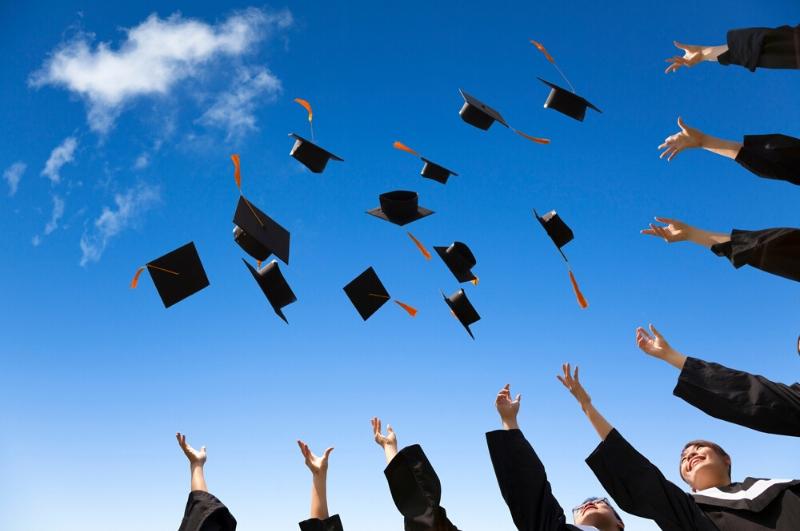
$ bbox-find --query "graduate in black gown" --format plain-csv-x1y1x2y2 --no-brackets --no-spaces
176,433,237,531
296,439,344,531
487,384,625,531
635,324,800,437
657,117,800,186
371,417,460,531
641,217,800,283
664,24,800,73
556,364,800,530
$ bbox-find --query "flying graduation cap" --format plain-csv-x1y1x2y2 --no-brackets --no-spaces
367,190,434,226
443,288,480,339
458,89,550,145
434,241,478,284
533,209,588,309
289,98,343,173
393,141,458,184
530,40,601,122
130,242,210,308
242,259,297,323
343,267,417,321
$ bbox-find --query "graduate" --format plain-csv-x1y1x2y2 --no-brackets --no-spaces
557,364,800,530
658,117,800,186
665,24,800,73
371,417,461,531
175,433,237,531
296,440,344,531
487,384,625,531
641,217,800,283
635,324,800,437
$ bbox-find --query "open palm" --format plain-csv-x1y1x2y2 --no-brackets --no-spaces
176,432,207,466
665,41,705,73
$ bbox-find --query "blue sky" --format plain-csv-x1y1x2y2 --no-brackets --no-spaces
1,1,799,530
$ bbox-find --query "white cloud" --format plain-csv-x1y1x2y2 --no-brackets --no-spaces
31,8,293,134
32,235,41,247
79,183,160,266
134,153,150,169
3,161,26,196
44,195,65,235
198,65,281,140
41,137,78,184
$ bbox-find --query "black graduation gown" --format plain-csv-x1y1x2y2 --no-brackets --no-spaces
735,134,800,186
673,356,800,437
486,429,592,531
717,25,800,71
710,228,800,282
299,514,344,531
384,444,461,531
178,490,237,531
586,429,800,531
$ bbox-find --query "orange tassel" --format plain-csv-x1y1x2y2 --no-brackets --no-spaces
530,39,555,63
294,98,313,122
471,276,479,286
395,300,418,317
130,266,146,289
569,270,589,309
514,130,551,144
393,141,420,157
257,260,262,269
407,231,432,260
231,154,241,190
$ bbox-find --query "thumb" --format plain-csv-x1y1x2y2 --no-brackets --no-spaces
515,393,522,403
677,116,688,132
324,447,334,459
387,424,394,433
649,323,664,339
674,40,688,51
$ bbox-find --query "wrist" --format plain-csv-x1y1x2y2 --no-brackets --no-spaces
190,462,205,470
501,417,519,430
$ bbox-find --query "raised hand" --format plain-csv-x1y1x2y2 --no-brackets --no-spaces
176,432,207,467
297,440,333,476
665,41,706,73
495,384,521,430
636,324,687,370
640,217,694,243
557,363,591,409
659,117,705,161
371,417,399,464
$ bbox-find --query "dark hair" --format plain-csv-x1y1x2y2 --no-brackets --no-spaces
573,497,624,529
680,440,731,483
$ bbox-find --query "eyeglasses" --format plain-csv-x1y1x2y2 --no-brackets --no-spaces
572,497,610,515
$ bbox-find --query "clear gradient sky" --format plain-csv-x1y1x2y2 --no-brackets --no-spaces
1,1,798,530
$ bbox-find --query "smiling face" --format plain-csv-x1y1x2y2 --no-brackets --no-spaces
680,440,731,490
573,497,624,529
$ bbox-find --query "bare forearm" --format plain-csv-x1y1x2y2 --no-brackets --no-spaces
701,44,729,62
502,418,520,430
662,349,688,370
701,133,743,160
582,403,614,441
384,444,398,464
688,227,731,248
310,473,329,520
190,464,208,492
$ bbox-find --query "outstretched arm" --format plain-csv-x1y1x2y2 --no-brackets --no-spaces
664,41,728,73
557,364,613,441
636,325,687,370
298,440,334,520
658,117,742,162
495,384,521,430
640,217,730,249
176,432,208,493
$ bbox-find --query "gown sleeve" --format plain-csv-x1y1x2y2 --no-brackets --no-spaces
485,429,574,531
710,228,800,282
735,134,800,186
299,514,344,531
674,356,800,437
384,444,461,531
717,24,800,71
585,429,716,531
177,490,237,531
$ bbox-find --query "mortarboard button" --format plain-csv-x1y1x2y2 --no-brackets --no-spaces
343,267,390,321
458,89,509,130
537,78,601,122
232,196,290,264
133,242,210,308
434,242,477,283
367,191,434,226
443,288,480,339
289,133,343,173
534,208,574,258
420,158,458,184
242,259,296,323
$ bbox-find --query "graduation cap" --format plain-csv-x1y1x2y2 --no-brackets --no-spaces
242,259,297,323
130,242,210,308
367,191,434,226
533,208,588,309
393,141,458,184
232,196,290,264
443,288,480,339
458,89,509,130
434,241,478,284
343,266,417,321
538,78,601,122
288,98,343,173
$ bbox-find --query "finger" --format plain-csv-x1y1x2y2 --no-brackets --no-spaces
515,393,522,402
667,147,683,161
574,365,580,381
387,424,394,433
641,228,658,236
649,323,664,339
556,375,567,387
655,216,679,225
677,116,688,132
674,40,689,51
323,447,334,459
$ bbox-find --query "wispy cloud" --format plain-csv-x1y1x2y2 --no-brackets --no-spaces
3,162,26,196
79,183,160,266
198,65,281,140
44,195,65,235
31,8,293,134
41,137,78,184
133,153,150,169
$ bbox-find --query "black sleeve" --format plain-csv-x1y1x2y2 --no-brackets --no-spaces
299,514,344,531
710,228,800,282
178,491,237,531
585,429,716,531
485,430,572,531
384,444,461,531
717,24,800,71
735,134,800,186
674,356,800,437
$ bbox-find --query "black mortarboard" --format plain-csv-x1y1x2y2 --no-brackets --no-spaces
534,208,573,260
232,196,290,264
537,78,601,122
141,242,210,308
289,133,343,173
458,89,509,130
420,158,458,184
443,289,480,339
367,191,434,226
343,267,389,321
242,259,296,323
434,242,477,283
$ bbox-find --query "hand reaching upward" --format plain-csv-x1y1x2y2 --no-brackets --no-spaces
659,117,705,161
636,324,687,370
176,432,206,467
371,417,398,464
665,41,706,73
495,384,521,430
297,440,333,476
557,363,592,410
